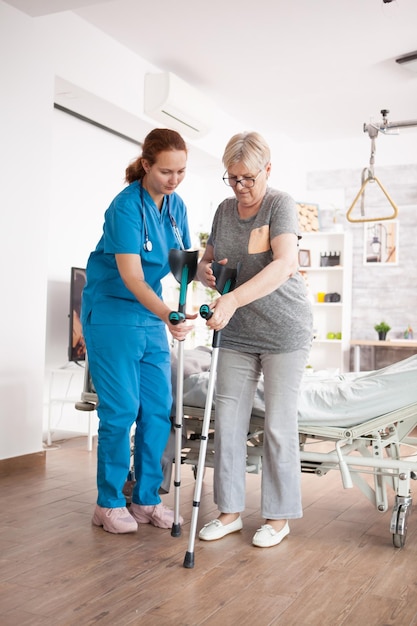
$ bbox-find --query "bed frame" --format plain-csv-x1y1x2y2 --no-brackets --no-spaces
180,402,417,548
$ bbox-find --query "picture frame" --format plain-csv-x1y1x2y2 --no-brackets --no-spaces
298,249,311,267
364,220,399,265
296,202,320,232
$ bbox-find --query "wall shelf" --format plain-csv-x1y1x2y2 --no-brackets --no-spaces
300,231,352,372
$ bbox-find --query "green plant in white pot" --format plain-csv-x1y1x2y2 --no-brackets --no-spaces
374,321,391,341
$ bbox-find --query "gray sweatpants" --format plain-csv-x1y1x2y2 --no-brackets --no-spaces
213,346,310,520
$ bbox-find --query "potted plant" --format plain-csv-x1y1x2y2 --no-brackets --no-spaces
374,321,391,341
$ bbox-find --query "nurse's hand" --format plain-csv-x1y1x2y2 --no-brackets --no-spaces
167,313,197,342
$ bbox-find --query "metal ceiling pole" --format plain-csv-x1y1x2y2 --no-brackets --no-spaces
364,109,417,135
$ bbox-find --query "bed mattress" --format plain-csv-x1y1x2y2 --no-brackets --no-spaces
171,348,417,428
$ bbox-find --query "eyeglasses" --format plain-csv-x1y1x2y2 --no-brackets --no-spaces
223,169,263,188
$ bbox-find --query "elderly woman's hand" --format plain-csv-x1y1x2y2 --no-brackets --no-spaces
206,292,238,331
197,254,228,289
203,263,216,289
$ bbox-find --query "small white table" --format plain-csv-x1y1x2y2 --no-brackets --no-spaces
350,339,417,372
47,365,97,450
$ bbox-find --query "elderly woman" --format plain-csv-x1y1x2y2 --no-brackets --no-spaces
197,131,313,548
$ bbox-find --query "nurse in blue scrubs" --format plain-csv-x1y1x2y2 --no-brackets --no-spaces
82,129,195,534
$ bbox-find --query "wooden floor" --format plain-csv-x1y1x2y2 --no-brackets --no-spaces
1,436,417,626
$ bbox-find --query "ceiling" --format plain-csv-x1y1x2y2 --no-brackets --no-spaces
6,0,417,143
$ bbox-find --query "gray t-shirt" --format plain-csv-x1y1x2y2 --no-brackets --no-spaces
209,187,313,353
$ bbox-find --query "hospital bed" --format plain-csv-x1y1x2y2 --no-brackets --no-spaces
76,349,417,547
173,349,417,548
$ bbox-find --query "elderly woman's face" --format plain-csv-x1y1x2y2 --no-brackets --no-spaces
226,161,270,209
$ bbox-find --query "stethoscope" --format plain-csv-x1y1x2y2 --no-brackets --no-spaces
140,183,185,252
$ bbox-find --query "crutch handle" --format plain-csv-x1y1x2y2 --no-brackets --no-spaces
169,311,186,325
200,304,221,348
199,304,213,320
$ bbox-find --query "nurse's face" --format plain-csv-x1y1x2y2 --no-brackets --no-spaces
142,150,187,198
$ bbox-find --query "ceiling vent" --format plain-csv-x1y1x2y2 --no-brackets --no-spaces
144,72,213,139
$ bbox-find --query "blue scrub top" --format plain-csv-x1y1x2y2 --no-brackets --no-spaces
81,181,191,327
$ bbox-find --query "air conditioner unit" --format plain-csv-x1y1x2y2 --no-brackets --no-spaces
144,72,213,139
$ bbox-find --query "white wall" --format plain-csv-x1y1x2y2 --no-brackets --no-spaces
0,3,52,458
0,2,244,458
267,128,417,208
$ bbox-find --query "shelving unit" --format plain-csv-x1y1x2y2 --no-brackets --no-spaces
299,231,352,372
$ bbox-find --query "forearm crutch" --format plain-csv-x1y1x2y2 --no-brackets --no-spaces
183,262,237,568
168,248,199,537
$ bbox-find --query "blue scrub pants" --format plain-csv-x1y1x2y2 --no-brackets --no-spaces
83,321,172,508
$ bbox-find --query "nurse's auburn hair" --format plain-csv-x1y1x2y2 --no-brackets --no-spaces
125,128,187,183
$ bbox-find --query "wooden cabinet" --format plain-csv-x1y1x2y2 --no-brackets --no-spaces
299,231,352,372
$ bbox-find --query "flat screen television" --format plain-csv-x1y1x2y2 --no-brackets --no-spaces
68,267,86,362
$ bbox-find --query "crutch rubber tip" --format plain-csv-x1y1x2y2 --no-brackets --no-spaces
171,523,181,537
183,552,194,569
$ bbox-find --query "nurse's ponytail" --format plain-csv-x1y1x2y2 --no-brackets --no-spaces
125,128,187,184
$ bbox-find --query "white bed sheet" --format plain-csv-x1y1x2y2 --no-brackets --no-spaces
172,349,417,428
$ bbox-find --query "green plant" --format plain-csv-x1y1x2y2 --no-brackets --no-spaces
198,232,209,248
374,321,391,333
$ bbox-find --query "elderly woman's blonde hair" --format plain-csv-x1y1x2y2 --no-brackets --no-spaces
222,131,271,172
